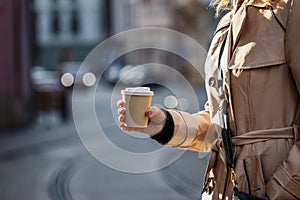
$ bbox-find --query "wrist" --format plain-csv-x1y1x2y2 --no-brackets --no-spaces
150,109,174,145
150,108,167,136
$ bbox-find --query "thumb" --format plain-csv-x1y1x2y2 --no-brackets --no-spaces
147,107,166,125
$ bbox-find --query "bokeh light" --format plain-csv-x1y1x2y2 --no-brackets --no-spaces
61,72,74,87
164,95,178,109
83,72,96,87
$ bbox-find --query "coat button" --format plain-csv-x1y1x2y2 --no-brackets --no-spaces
208,77,217,87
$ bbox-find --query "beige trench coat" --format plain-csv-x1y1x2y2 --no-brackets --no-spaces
164,0,300,199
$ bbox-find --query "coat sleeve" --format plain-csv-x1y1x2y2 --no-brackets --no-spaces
265,0,300,199
164,102,215,152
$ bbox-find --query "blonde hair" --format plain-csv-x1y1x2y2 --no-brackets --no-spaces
210,0,278,16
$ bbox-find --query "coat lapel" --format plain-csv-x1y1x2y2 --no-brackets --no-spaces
229,0,270,58
230,3,247,55
224,0,271,134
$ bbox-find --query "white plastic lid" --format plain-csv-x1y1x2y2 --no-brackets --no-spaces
121,87,154,96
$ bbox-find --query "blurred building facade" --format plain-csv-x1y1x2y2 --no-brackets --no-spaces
0,0,33,129
32,0,106,68
33,0,217,77
110,0,217,85
111,0,215,46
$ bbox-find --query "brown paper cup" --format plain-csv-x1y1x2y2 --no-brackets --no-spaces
121,87,154,128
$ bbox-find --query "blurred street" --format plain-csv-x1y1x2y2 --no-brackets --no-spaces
0,83,210,200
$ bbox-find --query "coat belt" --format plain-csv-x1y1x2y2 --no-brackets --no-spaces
205,125,300,179
212,125,300,151
232,125,300,146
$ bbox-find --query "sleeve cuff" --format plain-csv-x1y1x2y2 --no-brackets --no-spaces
150,109,174,145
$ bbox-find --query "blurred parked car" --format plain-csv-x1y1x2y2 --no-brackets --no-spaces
119,65,147,86
104,64,165,87
103,64,122,85
31,66,68,121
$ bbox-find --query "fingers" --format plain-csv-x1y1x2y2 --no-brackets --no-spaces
120,122,128,131
118,107,125,115
120,122,143,133
118,112,125,122
117,100,124,107
117,100,126,128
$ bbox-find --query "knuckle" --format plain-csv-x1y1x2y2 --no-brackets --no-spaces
117,100,124,107
118,115,124,122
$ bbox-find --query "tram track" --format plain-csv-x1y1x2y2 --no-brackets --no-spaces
0,133,83,200
49,158,82,200
0,135,77,161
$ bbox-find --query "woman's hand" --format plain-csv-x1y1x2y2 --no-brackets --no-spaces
117,100,166,136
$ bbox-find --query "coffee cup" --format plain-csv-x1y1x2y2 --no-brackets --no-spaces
121,87,154,128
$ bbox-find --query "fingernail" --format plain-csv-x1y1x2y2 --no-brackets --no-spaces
145,110,152,117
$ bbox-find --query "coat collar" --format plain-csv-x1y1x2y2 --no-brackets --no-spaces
213,0,270,35
229,0,271,57
244,0,270,8
214,12,232,35
214,0,272,64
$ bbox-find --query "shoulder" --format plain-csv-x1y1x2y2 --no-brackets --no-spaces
214,11,233,35
269,0,296,27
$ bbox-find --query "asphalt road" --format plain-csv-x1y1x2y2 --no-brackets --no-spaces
0,83,210,200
